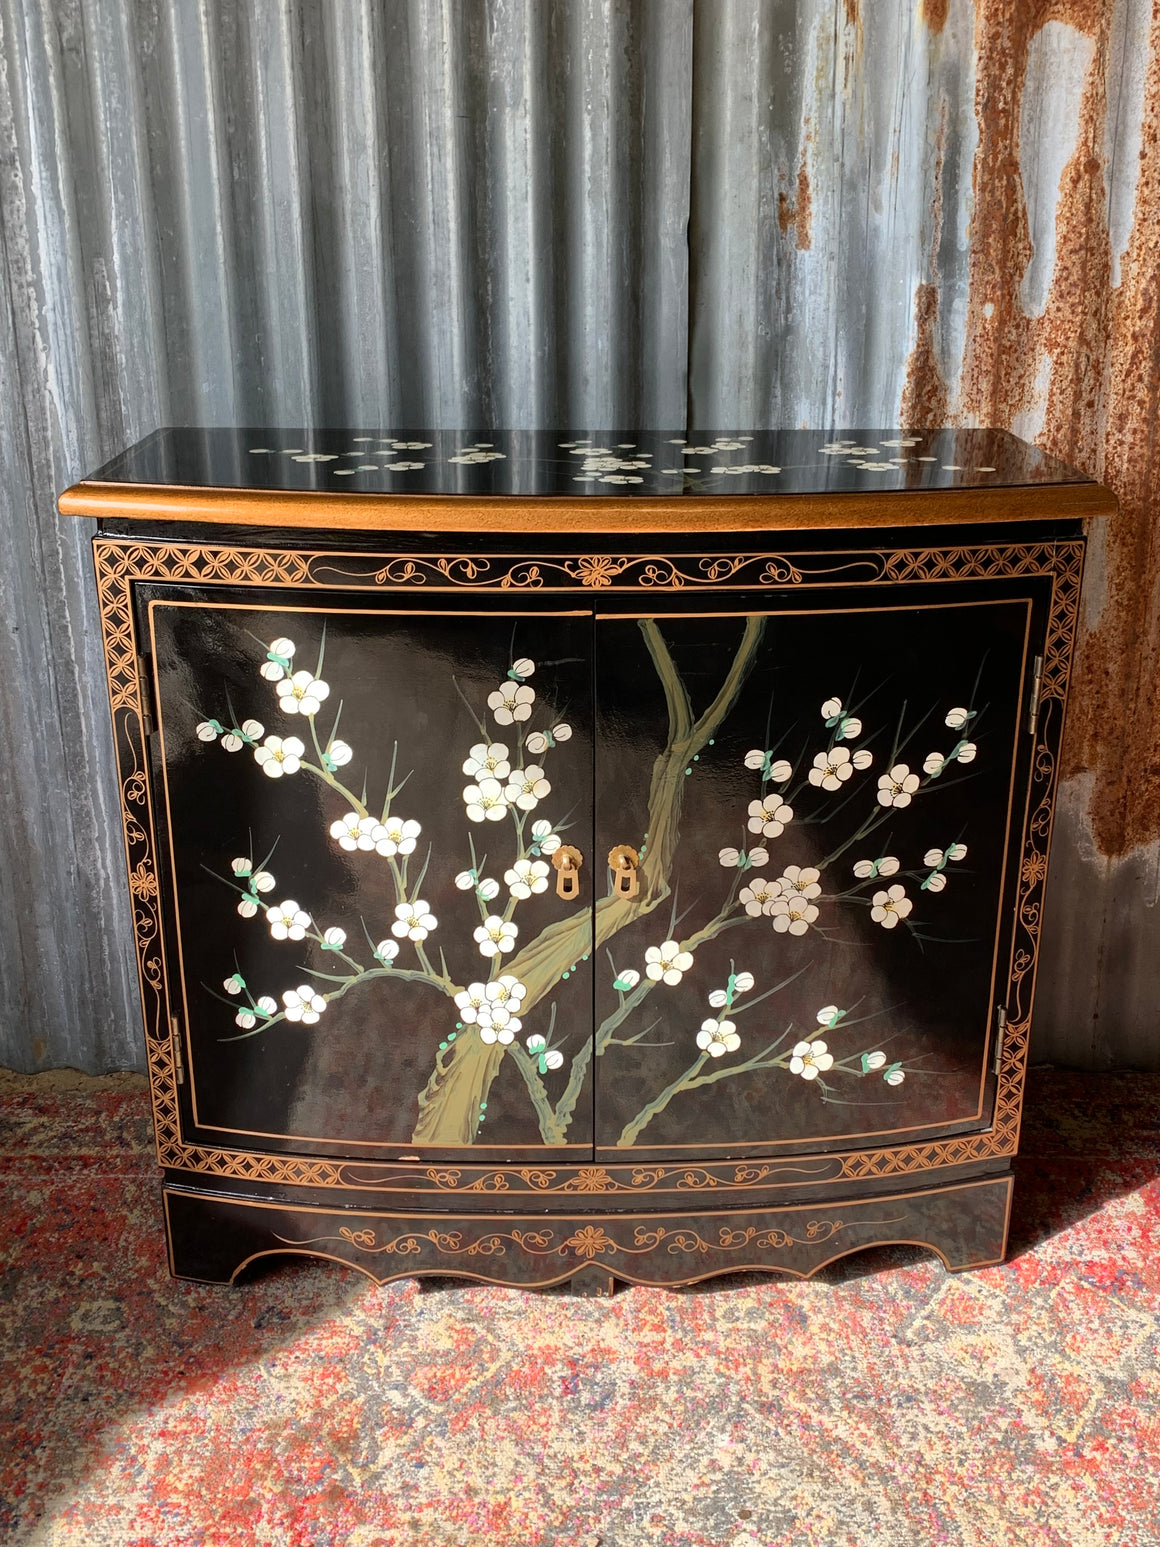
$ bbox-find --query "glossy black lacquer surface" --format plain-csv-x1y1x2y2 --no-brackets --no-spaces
91,427,1088,499
593,592,1033,1158
142,576,1040,1165
146,592,595,1156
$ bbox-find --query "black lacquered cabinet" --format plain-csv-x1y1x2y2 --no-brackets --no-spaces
65,427,1111,1292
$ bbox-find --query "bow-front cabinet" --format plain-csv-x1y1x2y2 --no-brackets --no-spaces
61,428,1112,1294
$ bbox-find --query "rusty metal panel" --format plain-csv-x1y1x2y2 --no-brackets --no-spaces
0,0,1156,1071
0,0,692,1072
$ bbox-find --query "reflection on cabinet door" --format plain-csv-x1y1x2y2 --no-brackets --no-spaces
143,591,596,1159
593,596,1033,1160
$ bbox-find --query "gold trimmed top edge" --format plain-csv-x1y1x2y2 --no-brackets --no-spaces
59,478,1116,533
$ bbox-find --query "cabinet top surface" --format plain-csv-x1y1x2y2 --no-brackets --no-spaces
61,426,1112,534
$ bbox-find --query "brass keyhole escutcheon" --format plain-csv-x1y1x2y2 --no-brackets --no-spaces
552,845,584,900
608,844,640,899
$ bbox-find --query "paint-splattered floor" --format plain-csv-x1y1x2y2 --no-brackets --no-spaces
2,1069,1158,1546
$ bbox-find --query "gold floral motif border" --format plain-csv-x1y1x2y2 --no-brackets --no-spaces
94,533,1082,1198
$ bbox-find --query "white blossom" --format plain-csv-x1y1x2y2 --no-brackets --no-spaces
821,697,843,720
853,856,900,879
871,884,913,929
330,811,370,851
462,743,511,781
745,750,792,781
613,967,641,991
852,749,873,770
505,765,551,811
234,1008,259,1029
373,940,399,964
478,1009,520,1044
455,870,477,890
237,898,259,919
511,657,535,679
391,900,437,942
526,723,573,755
924,751,948,777
322,927,347,949
739,876,782,916
862,1051,887,1071
839,716,862,740
877,764,920,808
374,816,421,857
645,940,694,985
790,1040,833,1080
196,720,222,742
252,870,275,893
718,846,768,869
488,682,535,725
946,842,967,862
260,638,297,682
254,735,305,778
945,706,972,729
283,984,327,1024
531,819,561,856
477,877,500,901
454,982,490,1024
325,740,353,768
504,858,550,898
526,1034,564,1071
770,895,819,935
276,669,330,716
925,872,947,892
266,900,310,941
477,989,523,1042
809,746,854,791
884,1066,906,1086
231,858,252,877
474,915,518,956
748,796,794,838
221,731,244,752
463,778,509,822
777,865,822,900
697,1019,741,1058
708,971,756,1008
487,975,527,1009
223,974,244,995
956,742,977,764
816,1005,844,1029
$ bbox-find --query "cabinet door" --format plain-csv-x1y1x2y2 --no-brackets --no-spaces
592,589,1037,1160
141,588,595,1160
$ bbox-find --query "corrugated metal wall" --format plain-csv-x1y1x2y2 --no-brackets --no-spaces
2,0,1157,1073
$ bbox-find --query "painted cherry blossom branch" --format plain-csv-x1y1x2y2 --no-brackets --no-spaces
412,620,768,1145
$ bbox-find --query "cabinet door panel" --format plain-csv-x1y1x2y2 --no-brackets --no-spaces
143,590,595,1158
593,593,1033,1158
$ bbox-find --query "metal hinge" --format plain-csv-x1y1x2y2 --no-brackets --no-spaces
137,654,157,738
993,1005,1008,1075
170,1014,185,1085
1026,654,1044,738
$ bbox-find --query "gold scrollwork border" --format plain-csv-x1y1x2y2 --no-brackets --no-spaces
272,1214,896,1262
93,532,1082,1196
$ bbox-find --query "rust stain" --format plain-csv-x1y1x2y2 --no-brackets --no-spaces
843,0,858,27
1069,5,1160,855
920,0,950,33
777,146,813,251
958,0,1160,857
902,102,949,428
901,284,949,428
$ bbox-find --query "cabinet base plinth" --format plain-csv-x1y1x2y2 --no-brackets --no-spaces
163,1172,1012,1290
